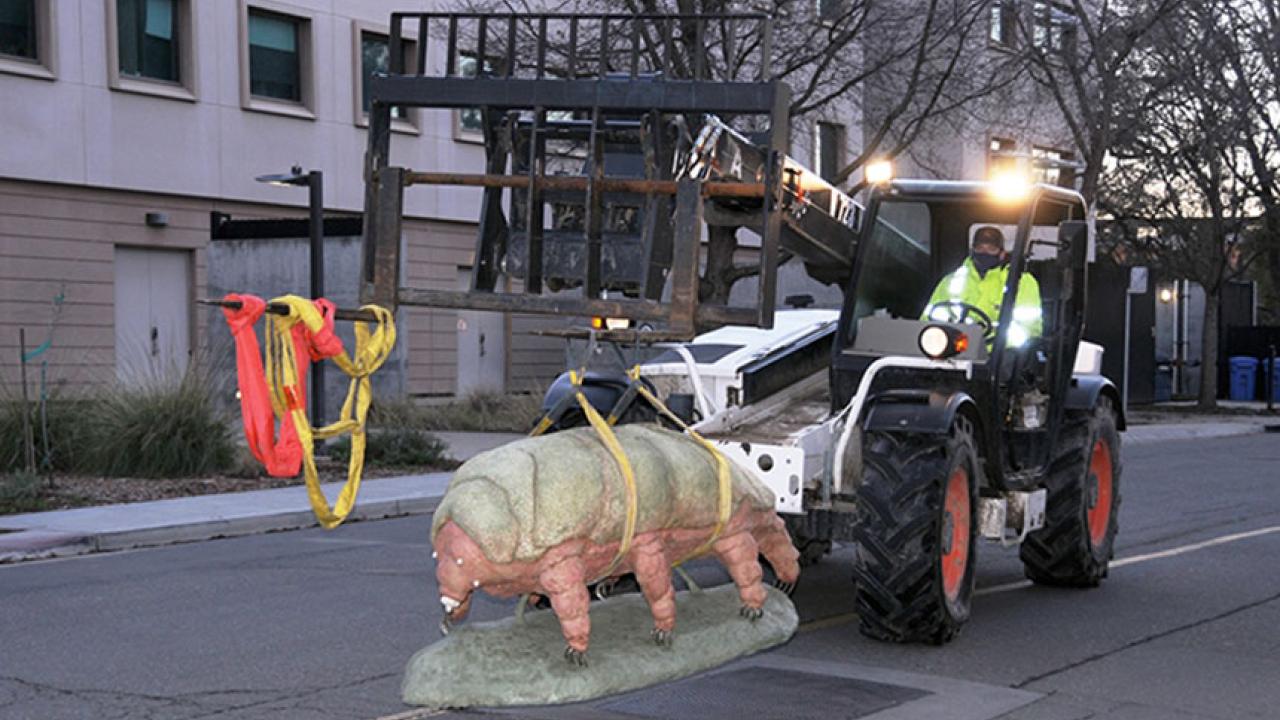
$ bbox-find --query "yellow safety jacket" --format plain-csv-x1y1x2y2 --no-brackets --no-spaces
923,257,1043,347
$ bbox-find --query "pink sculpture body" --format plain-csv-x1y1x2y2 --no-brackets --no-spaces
431,425,801,664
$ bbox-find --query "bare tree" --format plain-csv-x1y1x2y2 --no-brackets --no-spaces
452,0,1007,303
1101,0,1259,408
1015,0,1184,204
1213,0,1280,322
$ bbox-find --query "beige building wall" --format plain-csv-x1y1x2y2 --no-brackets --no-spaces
0,0,574,398
0,178,493,396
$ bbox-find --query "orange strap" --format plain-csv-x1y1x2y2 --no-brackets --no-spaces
222,293,343,478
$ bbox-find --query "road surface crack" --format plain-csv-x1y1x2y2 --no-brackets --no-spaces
1013,589,1280,689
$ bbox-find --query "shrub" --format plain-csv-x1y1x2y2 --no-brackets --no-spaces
329,427,452,468
0,395,92,475
0,469,45,514
76,368,236,478
411,391,544,432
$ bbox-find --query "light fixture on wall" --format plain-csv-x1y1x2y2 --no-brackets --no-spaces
1159,287,1174,303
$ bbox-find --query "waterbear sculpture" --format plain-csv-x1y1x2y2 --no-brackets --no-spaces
430,423,800,665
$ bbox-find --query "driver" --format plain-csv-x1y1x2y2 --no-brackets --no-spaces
922,226,1043,347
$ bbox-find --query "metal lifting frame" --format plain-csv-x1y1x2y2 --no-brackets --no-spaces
359,12,791,338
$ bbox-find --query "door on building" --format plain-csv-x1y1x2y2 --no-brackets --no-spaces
456,267,505,395
114,247,192,384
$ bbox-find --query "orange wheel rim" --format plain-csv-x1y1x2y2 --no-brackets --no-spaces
941,466,970,601
1087,438,1113,548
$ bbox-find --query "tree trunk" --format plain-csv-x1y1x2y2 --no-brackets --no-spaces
700,225,739,305
1197,288,1220,410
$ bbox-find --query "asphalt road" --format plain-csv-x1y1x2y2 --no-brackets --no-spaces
2,433,1279,720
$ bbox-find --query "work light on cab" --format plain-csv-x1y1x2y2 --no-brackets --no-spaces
918,324,968,359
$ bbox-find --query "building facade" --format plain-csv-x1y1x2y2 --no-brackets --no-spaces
0,0,567,399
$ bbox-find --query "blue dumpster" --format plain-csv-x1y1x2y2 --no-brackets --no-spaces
1229,356,1259,401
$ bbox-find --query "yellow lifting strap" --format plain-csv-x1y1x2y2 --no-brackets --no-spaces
528,365,733,579
624,365,734,566
565,369,640,582
265,295,396,529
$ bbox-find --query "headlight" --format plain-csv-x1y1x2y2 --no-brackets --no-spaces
919,325,969,359
865,159,894,185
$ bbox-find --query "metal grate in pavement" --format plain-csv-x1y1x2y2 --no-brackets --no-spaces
596,666,929,720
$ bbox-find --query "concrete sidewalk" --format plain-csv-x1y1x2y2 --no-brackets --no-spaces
1,421,1274,565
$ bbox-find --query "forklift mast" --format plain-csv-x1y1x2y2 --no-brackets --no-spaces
359,12,862,339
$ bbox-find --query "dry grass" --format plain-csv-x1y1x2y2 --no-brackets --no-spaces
404,391,544,432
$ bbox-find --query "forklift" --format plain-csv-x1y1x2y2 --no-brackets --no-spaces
358,11,1122,644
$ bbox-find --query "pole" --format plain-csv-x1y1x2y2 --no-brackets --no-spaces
1269,344,1276,413
308,170,326,428
1123,294,1131,416
18,329,35,473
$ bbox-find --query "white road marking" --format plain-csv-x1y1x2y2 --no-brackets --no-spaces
976,524,1280,597
1110,525,1280,568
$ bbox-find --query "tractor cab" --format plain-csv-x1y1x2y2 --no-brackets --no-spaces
832,178,1109,493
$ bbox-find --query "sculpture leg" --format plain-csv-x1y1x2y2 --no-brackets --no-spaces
540,555,591,665
756,515,802,594
630,535,676,647
712,531,767,621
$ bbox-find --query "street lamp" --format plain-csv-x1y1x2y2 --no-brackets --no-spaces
255,165,326,427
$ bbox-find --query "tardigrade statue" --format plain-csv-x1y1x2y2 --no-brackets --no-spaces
431,423,800,665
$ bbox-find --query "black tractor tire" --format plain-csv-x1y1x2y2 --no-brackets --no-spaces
851,419,980,644
1020,397,1121,587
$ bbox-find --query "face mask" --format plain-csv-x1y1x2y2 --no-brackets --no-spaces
971,251,1002,276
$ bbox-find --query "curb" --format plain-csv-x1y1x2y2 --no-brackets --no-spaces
0,494,443,565
1123,422,1276,445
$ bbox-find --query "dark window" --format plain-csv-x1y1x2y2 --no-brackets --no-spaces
117,0,179,83
989,136,1018,177
1032,146,1076,188
817,122,845,183
1032,1,1077,56
360,31,411,120
989,1,1016,46
847,201,933,334
817,0,844,22
248,9,301,101
0,0,37,60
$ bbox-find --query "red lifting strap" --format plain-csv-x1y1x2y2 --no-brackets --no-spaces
222,293,344,478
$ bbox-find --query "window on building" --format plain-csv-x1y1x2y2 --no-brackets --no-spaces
1032,1,1077,57
0,0,53,78
817,0,844,23
358,29,414,123
248,9,303,102
989,1,1016,47
988,136,1018,178
816,121,845,183
0,0,36,60
1032,146,1077,188
116,0,179,82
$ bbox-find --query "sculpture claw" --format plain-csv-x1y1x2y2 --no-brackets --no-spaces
740,604,764,622
773,580,795,596
564,646,589,667
651,627,674,648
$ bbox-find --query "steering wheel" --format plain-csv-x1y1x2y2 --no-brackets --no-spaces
925,301,995,341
